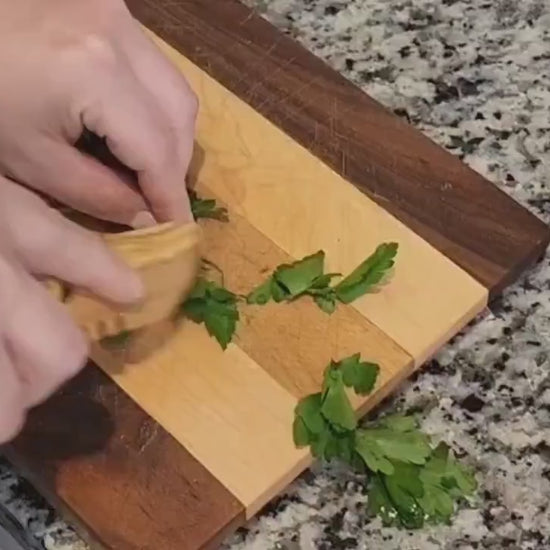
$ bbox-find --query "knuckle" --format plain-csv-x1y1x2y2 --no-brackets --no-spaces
142,123,176,174
81,33,118,71
185,87,199,119
60,33,118,75
171,86,199,128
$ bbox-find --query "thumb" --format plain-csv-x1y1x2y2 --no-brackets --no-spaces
17,137,155,228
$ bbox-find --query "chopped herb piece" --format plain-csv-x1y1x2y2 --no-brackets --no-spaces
189,190,228,221
181,278,239,349
100,330,132,350
246,244,398,312
335,242,398,304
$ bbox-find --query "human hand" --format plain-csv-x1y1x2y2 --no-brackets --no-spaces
0,177,144,443
0,0,198,227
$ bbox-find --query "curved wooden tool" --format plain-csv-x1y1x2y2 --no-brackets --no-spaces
45,221,202,341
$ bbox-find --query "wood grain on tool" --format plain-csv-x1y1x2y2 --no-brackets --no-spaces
4,367,244,550
127,0,550,297
46,221,202,341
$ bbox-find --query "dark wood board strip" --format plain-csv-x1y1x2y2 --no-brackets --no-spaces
3,365,244,550
126,0,550,297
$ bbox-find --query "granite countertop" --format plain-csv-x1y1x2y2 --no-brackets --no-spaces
1,0,550,548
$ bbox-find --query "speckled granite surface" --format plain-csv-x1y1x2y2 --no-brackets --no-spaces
2,0,550,548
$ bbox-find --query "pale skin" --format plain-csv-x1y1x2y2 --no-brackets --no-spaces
0,0,198,442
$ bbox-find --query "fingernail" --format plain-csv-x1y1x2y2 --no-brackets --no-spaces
131,210,157,229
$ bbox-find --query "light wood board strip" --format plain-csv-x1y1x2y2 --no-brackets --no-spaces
91,323,310,519
149,31,488,367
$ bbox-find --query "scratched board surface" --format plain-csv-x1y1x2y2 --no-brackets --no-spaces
4,1,549,549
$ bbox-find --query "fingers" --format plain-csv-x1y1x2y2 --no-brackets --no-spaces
80,59,194,224
14,137,150,227
122,23,198,182
0,254,88,431
0,179,144,305
3,262,89,407
0,341,25,444
0,255,85,441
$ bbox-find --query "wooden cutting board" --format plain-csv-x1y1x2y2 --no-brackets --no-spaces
4,1,550,549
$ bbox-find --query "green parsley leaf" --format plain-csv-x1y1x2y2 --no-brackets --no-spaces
186,277,210,300
292,416,311,447
310,428,330,459
270,278,288,302
273,251,325,297
307,275,339,314
416,442,477,522
424,442,477,495
210,286,236,302
246,252,325,304
321,367,357,432
382,462,426,529
339,353,380,395
368,474,396,525
358,425,432,467
354,434,396,475
335,242,398,304
378,414,418,433
295,393,325,435
389,461,424,498
100,330,132,350
245,244,398,313
354,414,431,476
313,293,337,314
246,278,272,305
368,465,425,529
301,417,357,463
291,352,477,528
189,190,228,221
181,278,239,349
203,302,239,349
319,430,356,462
366,442,477,528
310,273,341,290
416,481,455,523
293,356,381,463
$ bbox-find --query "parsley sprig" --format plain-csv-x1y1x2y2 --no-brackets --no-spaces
189,190,228,221
181,195,399,349
180,278,239,349
247,243,398,313
293,354,477,528
100,329,133,350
